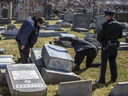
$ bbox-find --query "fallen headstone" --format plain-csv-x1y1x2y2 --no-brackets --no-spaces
41,68,80,84
58,80,92,96
42,44,73,72
5,64,47,96
109,82,128,96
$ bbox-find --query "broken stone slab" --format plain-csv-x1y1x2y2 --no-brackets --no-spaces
41,68,80,84
5,64,47,96
59,33,76,47
42,44,74,72
31,48,45,72
39,30,67,37
0,69,7,85
58,80,92,96
0,48,4,54
109,82,128,96
45,27,61,31
0,55,15,68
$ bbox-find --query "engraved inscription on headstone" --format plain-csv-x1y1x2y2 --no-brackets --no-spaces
5,64,47,96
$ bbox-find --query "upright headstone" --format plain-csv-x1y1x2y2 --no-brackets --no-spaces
7,24,16,30
59,33,76,47
114,13,128,22
71,13,91,31
63,11,74,23
47,3,53,19
2,8,8,18
109,82,128,96
31,48,45,72
42,44,73,72
16,11,29,23
5,64,47,96
58,80,92,96
94,15,106,33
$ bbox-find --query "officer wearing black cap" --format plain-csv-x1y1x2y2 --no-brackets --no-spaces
96,9,122,84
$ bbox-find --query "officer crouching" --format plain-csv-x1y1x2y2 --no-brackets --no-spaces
96,9,123,84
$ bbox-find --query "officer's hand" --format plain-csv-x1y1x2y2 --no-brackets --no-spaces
53,37,59,41
21,45,25,50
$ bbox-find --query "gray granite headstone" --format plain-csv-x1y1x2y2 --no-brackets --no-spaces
58,80,92,96
5,64,47,96
0,49,4,54
71,13,91,31
31,48,45,72
94,15,106,33
4,30,18,39
125,37,128,43
2,8,8,18
0,55,15,68
64,11,74,23
59,33,76,47
109,82,128,96
41,68,80,84
42,44,73,72
16,11,29,23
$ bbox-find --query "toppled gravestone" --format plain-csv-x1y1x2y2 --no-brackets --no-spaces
41,68,80,84
58,80,92,96
42,44,74,72
5,64,47,96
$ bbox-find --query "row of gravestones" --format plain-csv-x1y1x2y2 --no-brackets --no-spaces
0,44,128,96
0,44,92,96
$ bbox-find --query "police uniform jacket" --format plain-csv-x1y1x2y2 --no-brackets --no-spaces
97,18,122,42
59,37,98,53
16,16,40,48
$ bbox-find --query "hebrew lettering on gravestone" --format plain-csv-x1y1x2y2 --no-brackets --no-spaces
42,44,73,72
5,64,47,96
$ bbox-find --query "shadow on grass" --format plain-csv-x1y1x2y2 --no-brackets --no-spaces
73,67,89,75
92,80,113,92
0,85,11,96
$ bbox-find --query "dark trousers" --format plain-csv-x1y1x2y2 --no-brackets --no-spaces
74,48,97,68
100,46,118,82
18,43,30,63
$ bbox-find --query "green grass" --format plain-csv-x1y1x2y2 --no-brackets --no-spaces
0,20,128,96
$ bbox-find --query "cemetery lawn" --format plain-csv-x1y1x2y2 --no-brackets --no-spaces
0,20,128,96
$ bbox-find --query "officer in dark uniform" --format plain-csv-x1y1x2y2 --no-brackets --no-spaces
96,9,122,83
54,37,101,71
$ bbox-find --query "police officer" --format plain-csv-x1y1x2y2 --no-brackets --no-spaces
96,9,122,83
16,16,45,63
54,37,101,71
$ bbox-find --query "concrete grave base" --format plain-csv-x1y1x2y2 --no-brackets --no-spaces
58,80,92,96
41,68,80,84
109,82,128,96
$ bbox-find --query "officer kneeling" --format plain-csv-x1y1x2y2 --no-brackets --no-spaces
54,37,101,71
96,9,123,84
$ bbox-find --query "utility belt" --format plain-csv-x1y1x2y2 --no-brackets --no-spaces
100,40,120,50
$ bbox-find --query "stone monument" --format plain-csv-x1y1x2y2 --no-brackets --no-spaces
5,64,47,96
42,44,74,72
